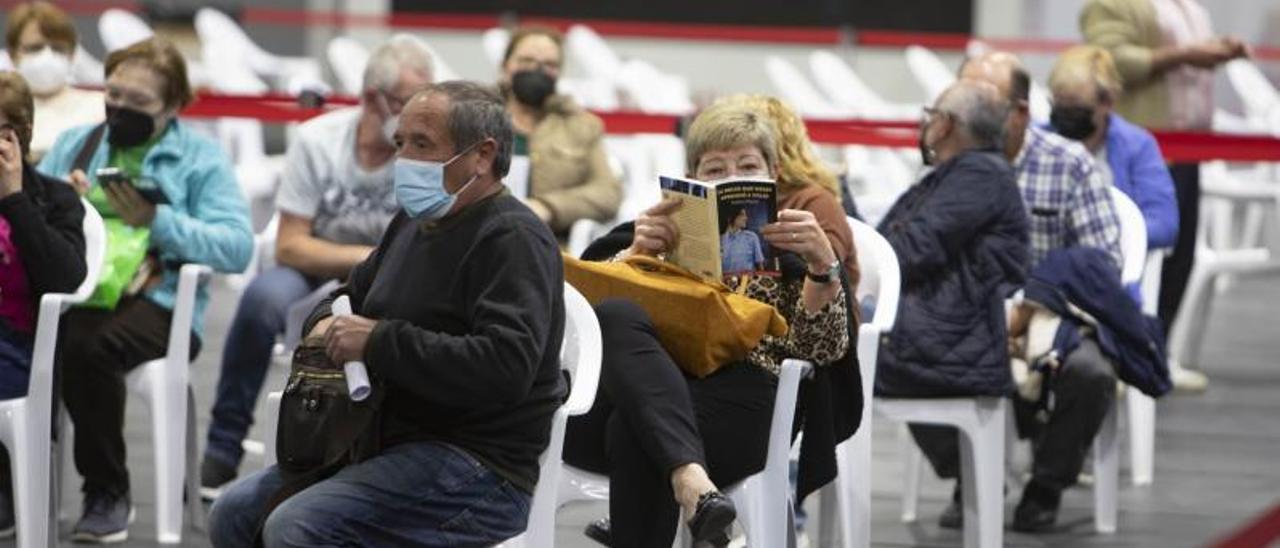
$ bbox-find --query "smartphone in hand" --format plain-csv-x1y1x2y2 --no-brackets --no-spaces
95,167,170,205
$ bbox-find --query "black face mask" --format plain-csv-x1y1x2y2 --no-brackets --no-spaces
105,105,157,148
1050,106,1098,141
511,69,556,108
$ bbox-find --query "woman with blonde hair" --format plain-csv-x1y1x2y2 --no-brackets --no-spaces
1046,45,1178,254
563,101,855,547
716,94,859,308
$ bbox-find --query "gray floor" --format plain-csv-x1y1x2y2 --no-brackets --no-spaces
10,271,1280,547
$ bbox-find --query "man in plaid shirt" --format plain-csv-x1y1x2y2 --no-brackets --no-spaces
910,51,1124,534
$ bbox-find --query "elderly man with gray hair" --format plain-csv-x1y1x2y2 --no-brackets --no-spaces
874,78,1031,528
210,80,566,546
200,34,435,497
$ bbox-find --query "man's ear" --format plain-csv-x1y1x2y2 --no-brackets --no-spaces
473,138,498,177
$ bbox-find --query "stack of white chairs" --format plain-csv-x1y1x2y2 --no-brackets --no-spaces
0,200,104,548
808,50,918,120
194,8,325,94
98,9,154,53
326,36,370,96
815,217,902,548
1226,59,1280,132
564,25,691,114
764,55,848,120
904,45,956,106
482,27,511,66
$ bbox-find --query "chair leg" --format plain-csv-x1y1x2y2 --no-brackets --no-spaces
185,388,206,532
11,415,51,548
1127,391,1156,486
818,482,839,547
899,425,921,523
151,375,187,544
56,405,76,522
958,400,1005,548
1094,402,1120,534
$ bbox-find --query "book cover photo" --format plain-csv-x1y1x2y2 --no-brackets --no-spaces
658,175,779,281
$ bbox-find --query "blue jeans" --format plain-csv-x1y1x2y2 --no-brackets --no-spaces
205,267,320,468
209,441,531,548
0,324,33,400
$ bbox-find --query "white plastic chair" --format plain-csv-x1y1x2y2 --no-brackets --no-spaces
556,357,810,548
764,56,848,120
126,264,212,543
71,45,105,87
326,36,370,96
565,25,624,83
499,283,603,547
1168,162,1280,371
482,27,510,67
98,9,153,53
904,46,956,105
194,8,323,92
808,51,917,119
1225,60,1280,125
816,218,902,548
0,201,103,548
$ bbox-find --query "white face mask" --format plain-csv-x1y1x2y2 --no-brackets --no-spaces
17,47,72,96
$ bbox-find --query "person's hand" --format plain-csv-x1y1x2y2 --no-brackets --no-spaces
68,169,91,196
1182,40,1236,68
628,197,682,257
307,315,336,339
324,314,377,364
102,180,156,227
760,209,836,272
1221,36,1251,59
0,131,22,199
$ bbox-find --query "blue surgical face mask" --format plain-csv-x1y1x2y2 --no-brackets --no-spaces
394,142,480,219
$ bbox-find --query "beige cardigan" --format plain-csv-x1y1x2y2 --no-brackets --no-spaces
1080,0,1174,129
526,94,623,233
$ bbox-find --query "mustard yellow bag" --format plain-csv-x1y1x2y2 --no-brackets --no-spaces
564,253,788,378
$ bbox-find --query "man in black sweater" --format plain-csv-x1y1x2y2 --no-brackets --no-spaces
210,81,566,548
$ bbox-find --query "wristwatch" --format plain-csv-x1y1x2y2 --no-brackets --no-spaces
806,259,841,284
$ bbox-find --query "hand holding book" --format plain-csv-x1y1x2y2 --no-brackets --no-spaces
627,196,684,257
759,209,838,274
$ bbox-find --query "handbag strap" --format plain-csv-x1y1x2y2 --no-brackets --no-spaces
622,254,732,292
72,123,107,174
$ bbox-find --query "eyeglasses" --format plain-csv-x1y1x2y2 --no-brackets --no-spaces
921,107,954,126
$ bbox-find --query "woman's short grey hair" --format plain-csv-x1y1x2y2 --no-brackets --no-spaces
361,34,434,92
427,81,513,178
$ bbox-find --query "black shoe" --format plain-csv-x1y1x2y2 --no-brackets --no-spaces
0,487,13,539
938,499,963,530
687,491,736,546
1011,482,1061,533
72,490,133,544
938,483,962,529
584,517,612,546
200,457,238,501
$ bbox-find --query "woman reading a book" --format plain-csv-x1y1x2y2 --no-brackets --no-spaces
563,101,852,547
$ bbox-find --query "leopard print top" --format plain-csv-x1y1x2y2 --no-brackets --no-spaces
726,274,850,376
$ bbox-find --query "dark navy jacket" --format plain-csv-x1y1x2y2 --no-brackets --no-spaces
875,149,1030,397
1025,247,1172,397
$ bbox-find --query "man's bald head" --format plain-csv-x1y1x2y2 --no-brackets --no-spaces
959,51,1031,104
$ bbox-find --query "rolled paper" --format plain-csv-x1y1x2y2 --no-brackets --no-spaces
331,295,371,402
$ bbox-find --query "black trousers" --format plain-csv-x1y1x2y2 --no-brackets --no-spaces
1158,163,1200,334
911,339,1116,495
563,300,776,548
58,297,199,497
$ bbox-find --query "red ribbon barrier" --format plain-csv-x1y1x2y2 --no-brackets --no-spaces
181,91,1280,163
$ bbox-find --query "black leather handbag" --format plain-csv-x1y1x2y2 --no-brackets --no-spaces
275,341,382,477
